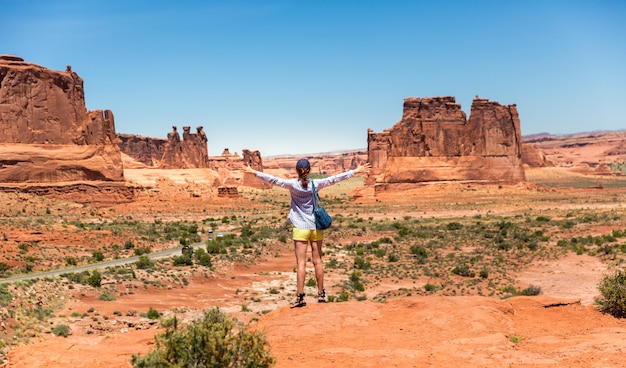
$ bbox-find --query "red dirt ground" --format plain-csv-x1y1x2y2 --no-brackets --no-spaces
5,246,626,368
4,146,626,367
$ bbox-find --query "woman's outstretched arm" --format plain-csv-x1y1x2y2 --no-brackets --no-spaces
243,165,293,188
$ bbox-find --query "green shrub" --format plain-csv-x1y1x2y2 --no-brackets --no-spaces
446,222,463,230
196,250,212,267
387,253,399,262
146,307,160,320
99,292,116,301
451,264,475,278
88,270,102,287
519,285,541,296
354,257,371,270
52,324,71,337
172,254,193,266
135,255,154,270
410,244,428,263
92,250,105,262
206,240,224,254
598,269,626,318
131,308,275,367
0,284,12,307
0,262,10,276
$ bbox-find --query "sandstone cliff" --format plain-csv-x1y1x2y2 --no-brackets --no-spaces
368,96,526,190
159,126,209,169
0,55,124,183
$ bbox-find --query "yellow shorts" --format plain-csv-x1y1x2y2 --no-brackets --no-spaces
293,227,324,241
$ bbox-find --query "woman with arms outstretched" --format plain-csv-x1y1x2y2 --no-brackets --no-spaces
244,159,370,308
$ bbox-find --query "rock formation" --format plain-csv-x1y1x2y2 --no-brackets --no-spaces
217,186,239,198
521,143,552,167
118,126,210,169
242,149,271,189
0,55,125,184
117,134,167,167
263,152,367,177
159,125,209,169
368,96,525,190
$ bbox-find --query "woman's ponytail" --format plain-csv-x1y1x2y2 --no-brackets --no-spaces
295,158,311,189
298,168,309,188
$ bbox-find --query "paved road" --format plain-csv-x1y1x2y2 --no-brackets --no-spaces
0,241,208,284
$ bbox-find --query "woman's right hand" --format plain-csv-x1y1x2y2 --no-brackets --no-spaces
243,165,256,175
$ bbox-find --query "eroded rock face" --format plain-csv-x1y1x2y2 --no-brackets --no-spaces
159,126,209,169
521,143,552,168
242,149,271,189
117,134,166,167
0,55,124,183
368,96,525,189
118,126,210,169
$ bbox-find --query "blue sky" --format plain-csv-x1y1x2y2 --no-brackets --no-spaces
2,0,625,157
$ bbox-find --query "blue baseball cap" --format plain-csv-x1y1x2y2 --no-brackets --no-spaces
296,158,310,171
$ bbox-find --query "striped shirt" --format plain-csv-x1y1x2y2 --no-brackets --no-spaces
255,170,355,230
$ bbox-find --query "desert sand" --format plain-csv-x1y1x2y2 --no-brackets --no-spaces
2,153,626,367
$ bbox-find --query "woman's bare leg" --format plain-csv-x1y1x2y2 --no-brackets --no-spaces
293,240,309,295
310,240,324,295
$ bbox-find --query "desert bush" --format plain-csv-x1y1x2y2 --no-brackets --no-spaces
131,308,275,367
519,285,541,296
135,255,154,270
446,222,463,230
0,262,10,276
124,239,135,249
91,250,105,262
195,248,212,267
354,256,371,271
172,254,193,266
206,240,226,254
134,247,151,256
0,284,12,307
410,244,428,263
99,292,116,301
598,269,626,318
88,270,102,287
51,324,71,337
451,264,474,278
146,307,160,320
350,271,365,292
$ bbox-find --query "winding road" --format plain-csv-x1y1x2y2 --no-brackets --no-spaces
0,241,208,284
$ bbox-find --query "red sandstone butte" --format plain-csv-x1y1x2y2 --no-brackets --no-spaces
0,55,123,183
367,96,526,191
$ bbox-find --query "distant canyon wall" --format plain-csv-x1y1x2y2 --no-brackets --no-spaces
0,55,124,183
118,125,209,169
368,96,526,190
